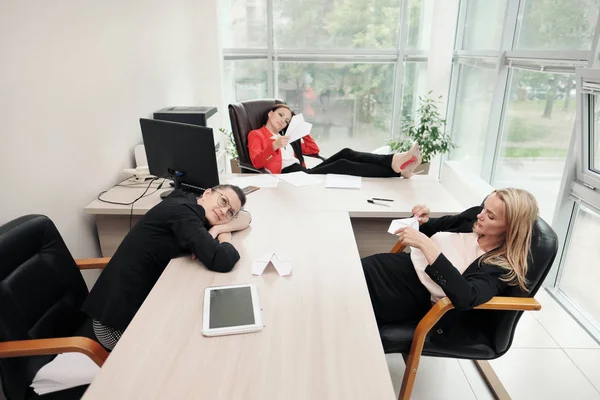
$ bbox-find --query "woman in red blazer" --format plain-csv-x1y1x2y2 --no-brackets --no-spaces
247,104,421,177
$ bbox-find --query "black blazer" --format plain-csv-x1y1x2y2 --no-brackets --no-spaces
420,206,524,344
82,190,240,331
421,206,510,311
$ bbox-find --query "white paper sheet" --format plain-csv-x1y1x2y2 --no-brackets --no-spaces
30,353,100,395
325,174,362,189
387,217,420,235
270,252,292,276
252,252,274,275
285,114,312,143
252,252,293,276
278,171,323,187
229,174,280,188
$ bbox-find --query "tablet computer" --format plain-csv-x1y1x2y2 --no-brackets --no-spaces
202,284,263,337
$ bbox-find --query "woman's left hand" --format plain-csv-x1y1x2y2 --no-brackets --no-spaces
394,226,429,249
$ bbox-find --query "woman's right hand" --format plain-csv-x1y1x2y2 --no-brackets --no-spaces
412,204,430,225
272,134,290,150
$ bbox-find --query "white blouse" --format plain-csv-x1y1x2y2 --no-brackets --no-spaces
273,135,300,169
411,232,485,303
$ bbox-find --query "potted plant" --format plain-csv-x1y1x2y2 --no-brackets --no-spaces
219,128,241,173
388,92,456,174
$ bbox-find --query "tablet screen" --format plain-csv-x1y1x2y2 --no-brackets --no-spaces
209,286,256,329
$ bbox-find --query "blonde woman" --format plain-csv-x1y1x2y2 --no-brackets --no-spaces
362,188,538,330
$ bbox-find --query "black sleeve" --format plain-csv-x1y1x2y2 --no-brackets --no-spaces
420,206,483,237
425,254,509,310
170,209,240,273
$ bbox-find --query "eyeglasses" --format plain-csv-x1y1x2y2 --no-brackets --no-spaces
213,190,238,220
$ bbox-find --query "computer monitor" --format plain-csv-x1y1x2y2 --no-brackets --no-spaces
139,118,220,195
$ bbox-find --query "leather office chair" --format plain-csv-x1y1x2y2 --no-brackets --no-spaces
228,99,325,173
383,218,558,400
0,215,110,400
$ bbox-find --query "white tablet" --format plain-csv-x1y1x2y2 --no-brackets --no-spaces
202,284,263,337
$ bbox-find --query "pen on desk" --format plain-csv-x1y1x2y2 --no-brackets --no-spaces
371,197,394,202
367,199,391,207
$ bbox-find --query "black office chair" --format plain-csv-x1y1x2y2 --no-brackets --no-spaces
383,218,558,400
0,215,110,400
228,99,325,173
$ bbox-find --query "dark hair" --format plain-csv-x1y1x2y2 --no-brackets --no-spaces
212,184,246,208
264,104,295,135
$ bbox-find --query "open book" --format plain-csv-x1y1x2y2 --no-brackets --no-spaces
285,113,313,143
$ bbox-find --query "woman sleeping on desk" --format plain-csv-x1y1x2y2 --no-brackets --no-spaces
362,188,538,339
247,104,422,178
82,184,251,351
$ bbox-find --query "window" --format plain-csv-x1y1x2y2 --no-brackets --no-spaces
399,61,429,130
276,62,395,155
272,0,401,49
223,60,268,105
462,0,507,50
557,203,600,330
493,70,576,220
516,0,600,51
448,65,496,177
220,0,267,48
406,0,434,50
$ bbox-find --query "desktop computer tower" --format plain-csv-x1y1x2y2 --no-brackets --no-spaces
153,106,217,127
153,106,219,151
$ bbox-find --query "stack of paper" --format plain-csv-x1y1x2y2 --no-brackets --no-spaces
30,353,100,395
286,114,312,143
387,217,419,234
252,252,292,276
229,174,280,188
278,171,323,187
325,174,362,189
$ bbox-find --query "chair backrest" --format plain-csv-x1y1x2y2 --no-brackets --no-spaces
228,99,284,170
483,217,558,356
0,215,88,400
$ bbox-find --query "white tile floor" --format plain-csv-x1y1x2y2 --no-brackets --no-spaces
386,288,600,399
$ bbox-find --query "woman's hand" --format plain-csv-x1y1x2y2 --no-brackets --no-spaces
217,232,232,243
272,134,290,150
412,204,430,225
208,225,221,239
395,226,441,265
394,226,429,249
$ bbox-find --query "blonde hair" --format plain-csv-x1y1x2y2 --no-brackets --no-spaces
478,188,539,291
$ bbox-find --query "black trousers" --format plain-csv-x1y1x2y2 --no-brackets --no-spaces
361,252,432,326
282,148,400,178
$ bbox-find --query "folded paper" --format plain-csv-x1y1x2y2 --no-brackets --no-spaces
252,252,292,276
387,217,419,235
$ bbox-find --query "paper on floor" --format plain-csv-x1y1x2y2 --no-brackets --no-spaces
30,352,100,395
252,252,292,276
325,174,361,189
387,217,419,235
229,174,280,188
278,171,323,187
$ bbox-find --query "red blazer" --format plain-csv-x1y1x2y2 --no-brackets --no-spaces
247,126,320,174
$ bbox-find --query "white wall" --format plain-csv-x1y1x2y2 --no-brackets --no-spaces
0,0,224,258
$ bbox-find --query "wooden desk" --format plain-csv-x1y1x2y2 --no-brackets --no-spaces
82,175,464,399
84,175,464,257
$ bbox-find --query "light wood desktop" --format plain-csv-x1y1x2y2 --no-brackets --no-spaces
82,175,464,399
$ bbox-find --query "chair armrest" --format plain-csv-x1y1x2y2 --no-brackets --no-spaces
238,161,270,174
390,242,407,254
474,296,541,311
75,257,110,270
0,337,109,367
410,296,541,354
